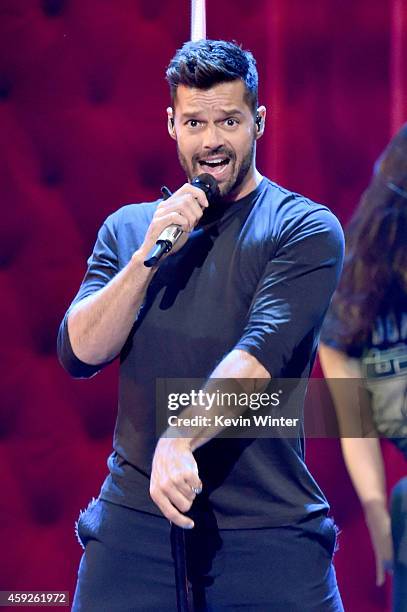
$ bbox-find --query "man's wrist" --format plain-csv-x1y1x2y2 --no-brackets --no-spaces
125,249,158,294
130,248,155,271
161,428,193,448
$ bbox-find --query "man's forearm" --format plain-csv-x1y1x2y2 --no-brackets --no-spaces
165,349,271,451
68,249,155,365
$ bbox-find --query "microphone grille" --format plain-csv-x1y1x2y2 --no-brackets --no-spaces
191,173,220,202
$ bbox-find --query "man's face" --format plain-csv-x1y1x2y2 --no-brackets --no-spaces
168,80,263,200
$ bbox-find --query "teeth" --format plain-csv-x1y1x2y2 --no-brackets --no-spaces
200,158,228,166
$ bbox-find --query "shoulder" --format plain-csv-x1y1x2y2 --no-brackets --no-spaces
92,200,160,261
258,177,344,251
103,200,160,235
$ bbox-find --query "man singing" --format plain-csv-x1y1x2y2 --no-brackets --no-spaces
58,39,345,611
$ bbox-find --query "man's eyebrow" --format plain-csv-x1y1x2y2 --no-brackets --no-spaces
220,109,244,116
179,111,203,120
179,109,245,120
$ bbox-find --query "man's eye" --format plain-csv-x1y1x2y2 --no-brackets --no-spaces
225,118,238,127
187,120,201,128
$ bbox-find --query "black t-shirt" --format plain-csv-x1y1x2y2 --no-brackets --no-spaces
58,177,345,528
321,283,407,459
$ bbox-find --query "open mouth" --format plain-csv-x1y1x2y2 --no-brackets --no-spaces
198,157,231,176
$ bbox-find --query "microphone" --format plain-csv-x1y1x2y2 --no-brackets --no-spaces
144,174,220,268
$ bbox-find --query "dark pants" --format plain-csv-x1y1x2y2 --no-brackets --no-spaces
72,498,343,611
391,476,407,612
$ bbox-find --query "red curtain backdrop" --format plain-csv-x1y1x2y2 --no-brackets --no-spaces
0,1,406,610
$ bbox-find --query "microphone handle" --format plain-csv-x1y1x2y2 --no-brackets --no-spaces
143,240,171,268
143,174,217,267
144,185,180,268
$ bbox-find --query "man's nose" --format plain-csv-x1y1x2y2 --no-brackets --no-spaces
202,124,224,150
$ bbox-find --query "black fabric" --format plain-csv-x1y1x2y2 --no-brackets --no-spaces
58,177,345,528
321,282,407,458
72,498,344,611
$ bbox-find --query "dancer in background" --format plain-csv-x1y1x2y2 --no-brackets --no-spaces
320,124,407,611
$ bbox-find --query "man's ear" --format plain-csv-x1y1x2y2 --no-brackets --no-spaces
255,105,266,139
167,107,176,140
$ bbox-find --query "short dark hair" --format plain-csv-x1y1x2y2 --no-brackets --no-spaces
166,40,258,114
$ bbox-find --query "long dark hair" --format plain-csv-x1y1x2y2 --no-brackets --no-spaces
325,124,407,351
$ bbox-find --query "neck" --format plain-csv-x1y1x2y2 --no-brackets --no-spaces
224,166,263,202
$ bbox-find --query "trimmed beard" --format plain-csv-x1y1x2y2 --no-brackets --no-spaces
177,138,256,201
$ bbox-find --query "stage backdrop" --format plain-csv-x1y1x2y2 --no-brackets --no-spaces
0,1,406,611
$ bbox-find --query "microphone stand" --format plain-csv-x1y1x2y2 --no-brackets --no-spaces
170,523,191,612
144,186,174,267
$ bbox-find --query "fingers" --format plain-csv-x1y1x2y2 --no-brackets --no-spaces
153,210,191,234
162,469,198,503
176,183,210,211
177,480,196,501
184,469,203,494
156,192,206,231
150,438,203,528
376,558,385,587
152,490,195,529
150,479,195,529
375,554,393,586
177,471,203,499
151,469,202,509
139,183,210,261
376,557,393,586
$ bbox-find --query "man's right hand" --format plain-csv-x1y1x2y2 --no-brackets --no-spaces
65,184,209,367
138,183,209,261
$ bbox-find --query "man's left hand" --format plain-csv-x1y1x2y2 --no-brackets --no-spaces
150,437,202,529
